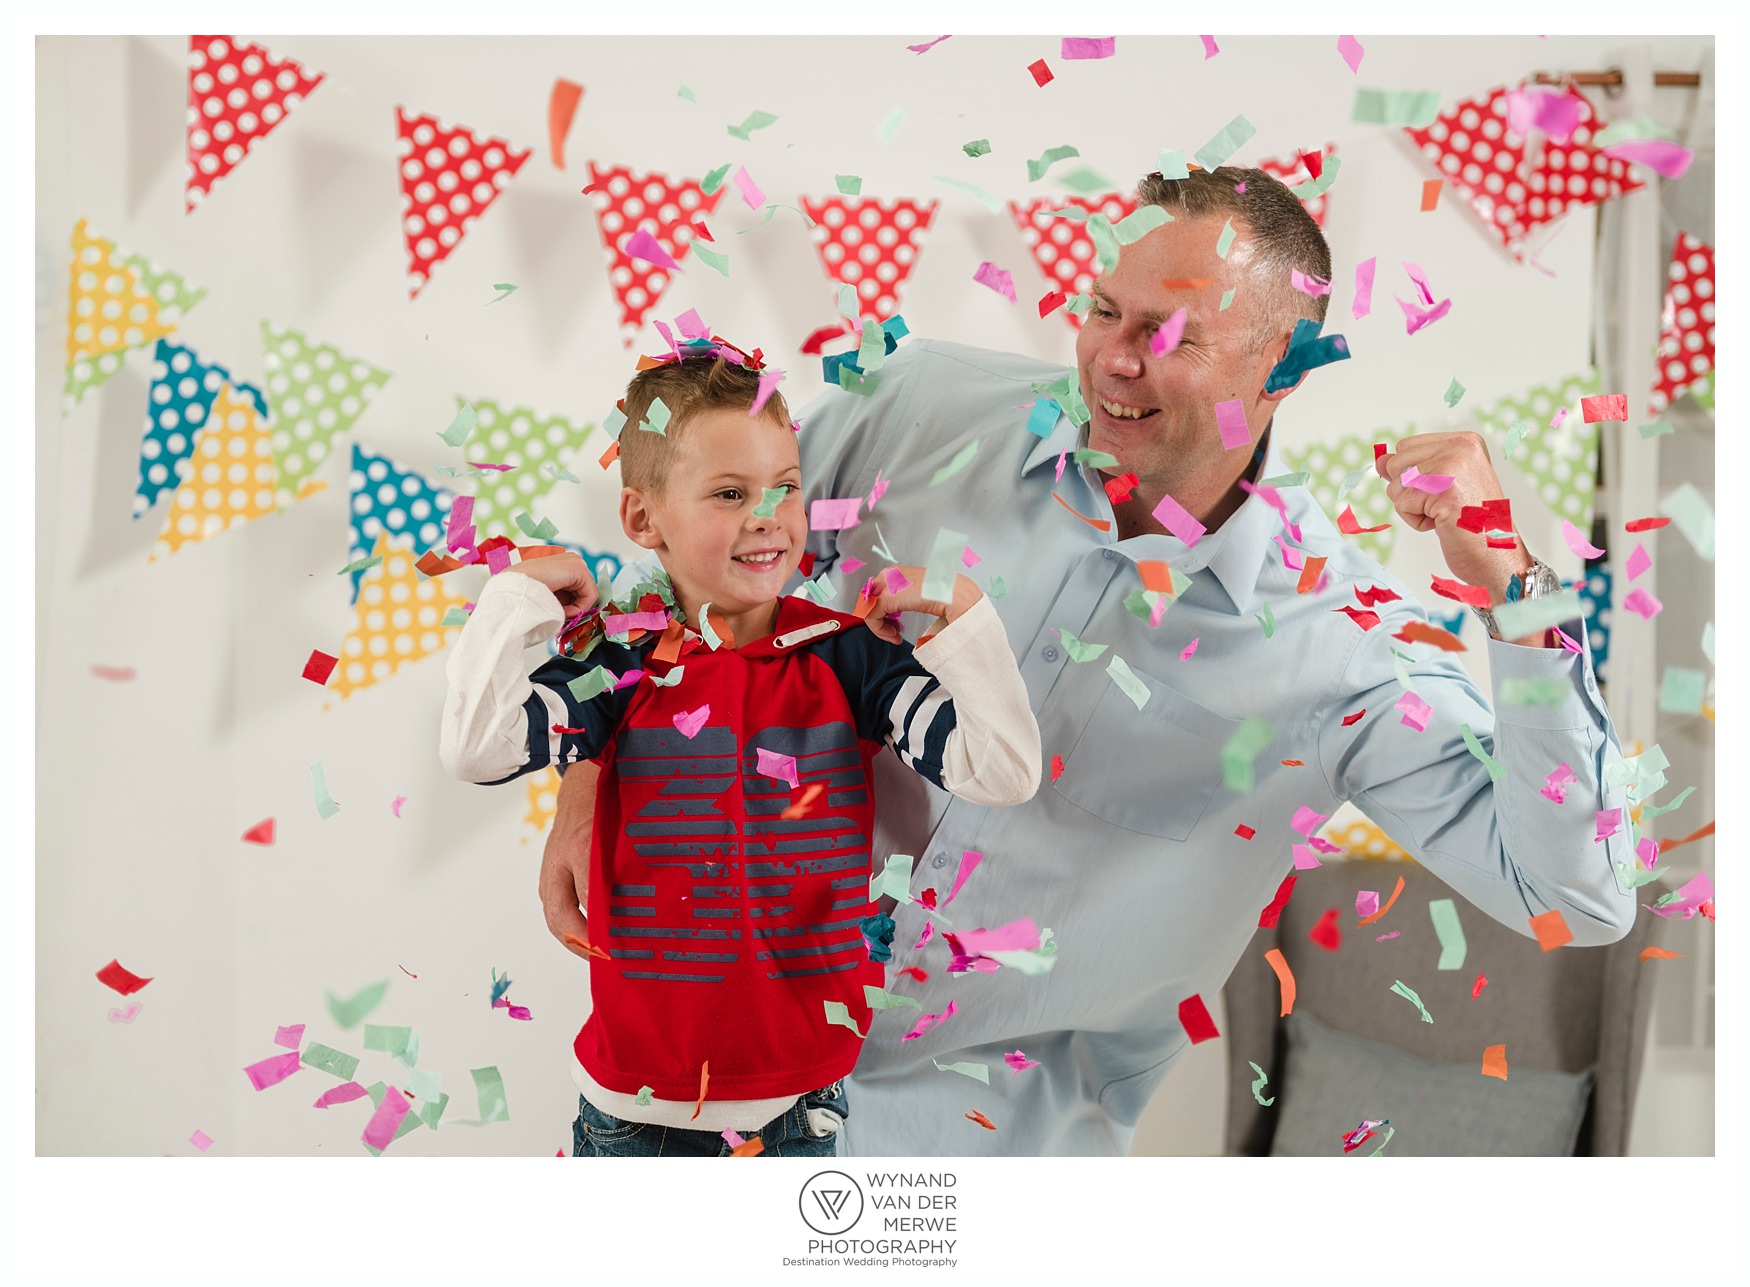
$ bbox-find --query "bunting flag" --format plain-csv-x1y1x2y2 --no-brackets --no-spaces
395,106,531,299
261,321,393,507
347,445,456,602
586,162,724,346
135,339,268,517
798,196,939,322
326,532,468,704
1009,194,1136,328
1403,84,1643,262
1649,231,1715,415
185,35,325,213
1470,371,1600,530
1322,816,1412,862
65,220,206,410
1577,563,1612,689
150,383,279,561
457,399,595,540
523,766,562,840
1254,142,1338,227
1282,425,1410,566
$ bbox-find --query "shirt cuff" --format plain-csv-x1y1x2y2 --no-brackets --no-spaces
473,568,568,646
1485,625,1609,730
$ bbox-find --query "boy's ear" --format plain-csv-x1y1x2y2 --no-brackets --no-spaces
620,487,664,550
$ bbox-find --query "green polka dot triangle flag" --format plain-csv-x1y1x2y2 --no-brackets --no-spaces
452,397,595,541
1469,369,1600,531
64,219,207,412
260,320,393,508
1282,424,1411,566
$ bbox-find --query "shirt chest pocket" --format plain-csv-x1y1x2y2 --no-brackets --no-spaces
1051,665,1242,841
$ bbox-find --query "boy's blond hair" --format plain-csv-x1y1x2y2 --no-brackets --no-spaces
618,356,792,495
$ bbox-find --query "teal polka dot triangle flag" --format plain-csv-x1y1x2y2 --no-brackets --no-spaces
454,397,596,541
1282,423,1410,566
1470,369,1600,531
261,320,393,508
348,444,454,602
134,339,268,517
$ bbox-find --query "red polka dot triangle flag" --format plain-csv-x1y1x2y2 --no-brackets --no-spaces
586,162,725,346
395,107,532,299
185,36,325,213
1009,193,1136,329
1253,142,1338,228
798,196,939,322
1403,83,1643,262
1649,231,1714,416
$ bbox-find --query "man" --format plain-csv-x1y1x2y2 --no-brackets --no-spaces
538,167,1635,1155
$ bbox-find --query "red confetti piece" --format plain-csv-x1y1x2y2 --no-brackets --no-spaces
1028,58,1054,86
1341,708,1366,726
797,552,816,579
1354,585,1401,607
302,650,339,685
240,818,275,846
1580,393,1628,423
898,966,929,983
1624,516,1671,532
1457,499,1513,535
1177,993,1220,1043
1257,874,1296,928
1430,576,1492,610
1103,472,1139,504
1280,759,1305,767
96,959,153,996
1472,973,1488,998
1336,604,1382,631
1337,505,1391,535
1038,290,1068,317
89,665,137,681
1373,442,1389,461
965,1109,997,1131
1300,149,1324,180
1050,754,1064,781
800,324,853,354
398,964,418,979
1307,908,1342,952
1235,824,1257,840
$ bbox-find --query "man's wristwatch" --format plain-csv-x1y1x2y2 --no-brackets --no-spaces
1472,557,1562,641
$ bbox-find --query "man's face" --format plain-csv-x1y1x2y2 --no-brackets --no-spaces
634,406,807,623
1074,213,1286,490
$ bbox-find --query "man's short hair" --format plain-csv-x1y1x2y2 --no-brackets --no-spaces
618,355,792,495
1134,167,1332,353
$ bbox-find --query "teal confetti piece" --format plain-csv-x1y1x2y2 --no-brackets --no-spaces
1059,630,1107,663
1444,377,1466,407
1215,218,1237,260
932,1058,990,1085
364,1024,412,1058
300,1043,360,1080
864,985,923,1012
1658,666,1707,714
752,487,786,518
1106,655,1151,709
514,511,558,541
1026,397,1061,438
923,527,968,601
878,106,907,143
1114,205,1173,244
641,397,671,435
1352,87,1443,127
930,174,1003,213
311,762,340,820
1026,144,1081,182
962,139,991,158
1157,147,1189,179
439,403,477,447
1390,979,1435,1023
1493,590,1583,640
726,109,777,140
834,173,862,195
1255,600,1276,637
1222,717,1274,792
1500,677,1570,706
692,241,729,277
439,607,469,627
869,852,915,904
1427,898,1467,971
930,441,979,486
337,554,382,576
1193,115,1257,170
823,1000,866,1038
325,981,388,1030
1460,724,1506,782
1220,287,1236,310
701,162,731,195
567,666,615,701
1248,1061,1276,1106
678,85,696,102
470,1066,509,1123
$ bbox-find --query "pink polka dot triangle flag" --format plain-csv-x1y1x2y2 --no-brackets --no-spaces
185,35,325,213
149,381,280,561
1009,193,1135,329
585,162,726,346
64,219,206,411
1403,83,1644,263
395,106,532,299
259,321,393,507
798,196,940,322
1649,231,1714,416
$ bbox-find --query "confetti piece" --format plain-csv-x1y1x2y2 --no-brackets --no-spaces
439,402,477,447
1026,144,1080,183
904,1000,960,1042
1561,520,1606,559
1308,908,1342,952
1052,492,1111,531
274,1024,305,1049
731,1135,765,1156
726,109,777,141
1180,638,1200,661
1105,656,1151,710
1356,890,1379,919
1460,724,1506,783
1214,218,1237,259
1471,974,1489,1000
240,818,276,846
1178,993,1220,1044
870,852,916,905
1248,1061,1276,1106
302,650,339,685
755,747,799,788
1062,36,1115,58
300,1042,360,1081
932,1058,989,1084
1528,909,1573,952
1211,397,1254,451
1390,980,1434,1024
1428,898,1468,970
108,1002,141,1022
1625,543,1652,581
96,959,153,996
1028,59,1053,86
1624,587,1664,622
1151,490,1207,547
822,1000,866,1038
1337,34,1365,72
1581,393,1628,423
1295,555,1328,594
1657,483,1714,561
907,35,952,53
1263,948,1296,1016
1493,590,1585,639
877,106,907,143
1194,115,1256,171
1640,946,1682,962
189,1129,214,1152
1198,34,1219,59
1481,1044,1508,1080
1357,875,1405,927
1601,137,1695,179
244,1051,303,1091
325,981,388,1030
1395,691,1432,731
1401,466,1454,495
1420,178,1443,211
1257,874,1294,927
1221,717,1273,792
1292,843,1322,871
1352,87,1442,128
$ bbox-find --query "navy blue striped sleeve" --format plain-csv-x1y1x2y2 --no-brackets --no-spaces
480,643,643,786
817,627,956,789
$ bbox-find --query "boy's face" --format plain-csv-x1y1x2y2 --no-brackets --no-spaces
622,405,807,628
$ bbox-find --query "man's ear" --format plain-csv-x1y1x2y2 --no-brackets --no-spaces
1256,327,1306,407
620,487,663,551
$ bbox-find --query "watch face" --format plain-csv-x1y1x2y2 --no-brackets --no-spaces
1528,563,1564,596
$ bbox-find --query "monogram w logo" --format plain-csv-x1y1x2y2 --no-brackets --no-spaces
799,1170,863,1235
813,1188,852,1221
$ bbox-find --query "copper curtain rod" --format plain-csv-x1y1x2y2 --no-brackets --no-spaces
1533,70,1702,87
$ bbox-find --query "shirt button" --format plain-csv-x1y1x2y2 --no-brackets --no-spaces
1042,646,1061,662
1103,548,1116,560
932,853,949,869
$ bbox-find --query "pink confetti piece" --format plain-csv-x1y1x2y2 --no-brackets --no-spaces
1398,295,1451,334
673,705,712,739
613,669,643,691
973,260,1017,302
1403,262,1436,306
108,1002,141,1023
1636,836,1661,870
882,566,913,594
1180,638,1200,661
466,461,515,472
961,546,982,567
1647,871,1714,919
1215,398,1252,451
1337,34,1365,72
1054,450,1068,482
1151,491,1207,548
1356,890,1380,918
274,1024,306,1050
1005,1050,1041,1072
1239,479,1301,541
1554,626,1582,655
313,1082,371,1110
1062,36,1116,59
1504,87,1585,145
1353,256,1376,319
721,1129,746,1148
1309,836,1342,855
756,747,799,788
1594,808,1622,842
1199,34,1219,58
1625,543,1651,581
901,999,959,1041
243,1051,303,1091
624,227,681,271
90,664,136,681
1149,596,1170,628
809,497,863,530
750,366,785,416
391,795,407,818
603,610,670,634
1541,763,1577,804
907,34,952,54
946,850,983,904
1623,587,1663,621
674,308,709,340
484,544,513,576
1396,691,1432,731
731,165,764,208
1149,307,1188,356
913,918,936,952
1292,843,1323,870
1401,465,1455,494
1290,269,1332,296
493,998,533,1020
1550,406,1568,429
190,1130,214,1152
361,1086,412,1150
1375,931,1400,942
1601,138,1695,180
1291,806,1329,835
955,918,1040,955
868,470,890,507
840,555,865,575
1561,520,1606,559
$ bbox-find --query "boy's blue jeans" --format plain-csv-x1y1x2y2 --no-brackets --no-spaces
571,1080,849,1157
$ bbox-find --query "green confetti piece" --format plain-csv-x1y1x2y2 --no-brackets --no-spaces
989,575,1008,599
1215,218,1237,260
259,321,392,507
514,511,558,541
701,162,731,195
1026,143,1080,182
1059,630,1107,663
834,282,859,324
1255,600,1276,637
396,1031,419,1070
1066,292,1094,316
337,554,382,576
440,606,468,627
1504,417,1532,458
923,527,967,601
1056,167,1112,194
932,1058,990,1085
837,366,879,396
1390,979,1434,1023
439,402,477,447
1500,676,1570,706
1639,419,1674,439
603,407,627,439
301,1043,360,1080
470,1066,509,1123
962,139,991,158
364,1024,412,1058
1427,898,1468,970
1460,724,1506,782
1222,717,1274,792
678,85,696,102
834,173,863,195
1193,114,1257,170
857,319,888,374
796,571,837,604
1368,1124,1396,1157
1087,213,1119,274
871,523,897,563
864,985,923,1012
567,666,615,701
1593,116,1678,146
486,283,517,305
1640,786,1696,822
1285,154,1343,201
541,463,581,484
1248,1061,1276,1106
1352,87,1443,127
1259,471,1310,489
417,1092,450,1131
1219,287,1236,310
930,174,1004,212
752,487,787,518
869,852,915,904
1041,207,1090,222
1336,467,1373,499
985,933,1059,976
878,106,906,143
1105,655,1151,709
311,762,340,820
692,241,729,276
823,1000,866,1038
408,1068,441,1102
641,397,671,435
1702,622,1715,665
1658,482,1715,561
325,981,388,1030
1444,377,1466,407
726,109,777,140
1493,590,1583,641
1157,147,1189,179
1113,205,1173,244
929,441,979,486
1073,448,1121,468
1658,666,1707,714
1605,745,1669,802
635,1086,654,1106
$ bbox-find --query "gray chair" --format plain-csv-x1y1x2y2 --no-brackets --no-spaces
1223,860,1668,1156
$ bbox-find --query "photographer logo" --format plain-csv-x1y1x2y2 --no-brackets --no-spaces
798,1170,863,1235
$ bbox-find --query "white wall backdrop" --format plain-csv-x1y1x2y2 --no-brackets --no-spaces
34,32,1715,1161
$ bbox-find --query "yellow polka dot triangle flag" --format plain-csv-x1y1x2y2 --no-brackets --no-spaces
260,321,393,507
65,220,206,411
327,532,468,704
133,339,270,518
149,381,279,561
185,35,325,213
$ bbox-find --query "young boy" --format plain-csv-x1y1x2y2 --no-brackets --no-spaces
439,337,1040,1157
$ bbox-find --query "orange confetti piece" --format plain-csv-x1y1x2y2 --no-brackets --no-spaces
1280,759,1305,767
706,608,736,651
1481,1043,1508,1080
650,619,686,664
517,544,567,561
1393,620,1467,652
1263,947,1297,1016
965,1110,996,1131
781,783,826,820
1295,555,1328,594
1137,559,1174,593
1639,946,1683,962
1356,874,1405,927
852,590,878,619
1052,491,1112,532
1338,505,1392,535
561,932,611,962
1420,178,1443,211
633,354,667,371
692,1060,710,1120
1159,277,1215,290
1657,820,1715,854
598,440,620,468
731,1136,766,1156
548,78,584,169
1528,909,1573,952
